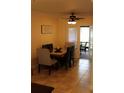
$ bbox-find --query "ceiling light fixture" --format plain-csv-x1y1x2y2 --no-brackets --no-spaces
67,21,76,24
67,19,76,24
66,13,84,24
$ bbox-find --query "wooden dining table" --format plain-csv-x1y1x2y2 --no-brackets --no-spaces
50,48,66,69
50,48,66,56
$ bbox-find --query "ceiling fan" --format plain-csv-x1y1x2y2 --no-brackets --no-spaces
67,13,84,21
64,13,84,24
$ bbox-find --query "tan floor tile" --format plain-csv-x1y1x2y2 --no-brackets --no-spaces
32,58,93,93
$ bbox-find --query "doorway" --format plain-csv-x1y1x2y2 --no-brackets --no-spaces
80,26,90,59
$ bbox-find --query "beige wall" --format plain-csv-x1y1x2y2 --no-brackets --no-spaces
31,11,59,64
31,11,93,63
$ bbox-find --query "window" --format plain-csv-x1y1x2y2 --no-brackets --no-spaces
68,28,77,42
80,27,89,42
68,27,77,47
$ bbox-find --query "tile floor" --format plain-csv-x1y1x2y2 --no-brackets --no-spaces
32,58,92,93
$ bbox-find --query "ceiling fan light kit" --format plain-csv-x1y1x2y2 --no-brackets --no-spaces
67,13,83,24
67,21,76,24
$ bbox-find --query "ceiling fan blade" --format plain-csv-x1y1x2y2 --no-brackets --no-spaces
75,18,85,20
62,12,85,21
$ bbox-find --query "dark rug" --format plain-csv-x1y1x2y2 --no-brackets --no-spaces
31,83,54,93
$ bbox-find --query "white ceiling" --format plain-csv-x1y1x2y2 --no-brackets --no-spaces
31,0,93,16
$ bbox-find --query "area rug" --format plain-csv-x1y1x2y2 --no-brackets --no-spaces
31,83,54,93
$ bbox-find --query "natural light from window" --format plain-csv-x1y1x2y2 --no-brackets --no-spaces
68,28,77,42
80,27,89,42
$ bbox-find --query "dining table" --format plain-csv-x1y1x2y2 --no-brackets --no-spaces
50,48,67,65
50,48,67,56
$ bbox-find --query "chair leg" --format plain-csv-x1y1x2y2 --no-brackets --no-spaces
55,62,59,70
65,63,68,70
84,48,86,52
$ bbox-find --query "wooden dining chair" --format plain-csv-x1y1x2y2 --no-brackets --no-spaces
59,47,72,69
37,48,57,75
70,45,75,66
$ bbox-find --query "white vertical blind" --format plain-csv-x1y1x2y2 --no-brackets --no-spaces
68,27,77,48
68,28,77,42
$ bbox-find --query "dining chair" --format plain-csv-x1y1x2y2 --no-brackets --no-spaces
42,43,53,52
70,45,75,66
37,48,57,75
59,47,71,69
80,42,87,52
